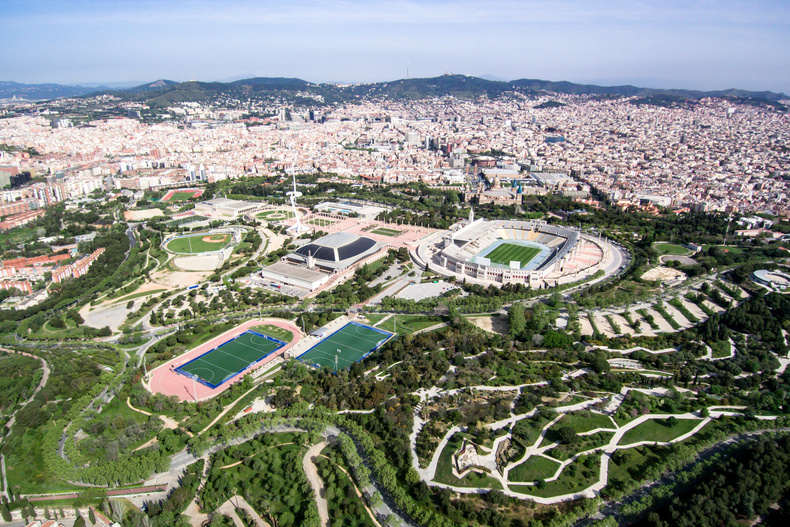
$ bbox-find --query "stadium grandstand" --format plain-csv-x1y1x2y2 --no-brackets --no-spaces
418,217,604,287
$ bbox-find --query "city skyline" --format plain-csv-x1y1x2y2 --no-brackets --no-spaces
3,0,790,93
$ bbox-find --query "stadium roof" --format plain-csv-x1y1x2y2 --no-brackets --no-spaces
291,232,381,270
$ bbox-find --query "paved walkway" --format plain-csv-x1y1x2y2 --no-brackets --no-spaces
217,495,272,527
303,442,330,527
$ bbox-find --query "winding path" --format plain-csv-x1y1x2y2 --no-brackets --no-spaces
303,442,331,527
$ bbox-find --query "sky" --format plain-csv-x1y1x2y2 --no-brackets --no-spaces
3,0,790,93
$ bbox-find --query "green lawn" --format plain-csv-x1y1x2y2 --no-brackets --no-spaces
607,445,663,487
308,218,336,226
510,454,601,498
508,455,561,483
252,324,295,343
370,227,402,237
165,233,231,254
257,210,294,219
433,433,502,489
361,313,388,326
618,417,702,446
377,315,445,333
544,432,615,461
484,243,541,268
710,340,732,358
652,243,690,256
549,411,615,435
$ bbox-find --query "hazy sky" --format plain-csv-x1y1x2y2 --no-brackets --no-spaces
3,0,789,93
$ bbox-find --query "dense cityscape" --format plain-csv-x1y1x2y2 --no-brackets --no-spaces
1,1,789,526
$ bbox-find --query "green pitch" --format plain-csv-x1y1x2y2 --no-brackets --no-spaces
308,218,336,226
165,233,231,254
297,322,393,371
167,192,195,202
485,243,541,268
371,227,402,237
256,210,294,219
176,331,284,388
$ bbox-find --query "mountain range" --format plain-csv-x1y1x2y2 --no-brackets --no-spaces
1,75,787,107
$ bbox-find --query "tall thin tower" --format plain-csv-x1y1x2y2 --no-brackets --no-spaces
286,174,309,234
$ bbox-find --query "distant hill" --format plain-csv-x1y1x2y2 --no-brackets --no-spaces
0,81,103,100
2,75,787,106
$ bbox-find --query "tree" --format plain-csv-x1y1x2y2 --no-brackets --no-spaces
1,505,11,522
557,426,577,444
89,508,96,524
508,304,526,337
74,515,86,527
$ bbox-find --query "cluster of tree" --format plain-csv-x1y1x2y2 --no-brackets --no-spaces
314,448,376,527
0,353,42,413
636,434,790,527
200,436,320,527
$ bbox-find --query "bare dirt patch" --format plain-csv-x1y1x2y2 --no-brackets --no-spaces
467,316,508,335
642,266,687,282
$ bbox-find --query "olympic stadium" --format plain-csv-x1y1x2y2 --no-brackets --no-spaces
415,218,614,287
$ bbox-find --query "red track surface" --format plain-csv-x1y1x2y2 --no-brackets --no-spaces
147,318,300,402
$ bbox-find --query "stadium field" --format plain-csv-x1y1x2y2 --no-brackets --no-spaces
165,233,231,254
297,322,393,371
371,227,402,237
175,330,286,388
256,210,294,219
485,243,541,268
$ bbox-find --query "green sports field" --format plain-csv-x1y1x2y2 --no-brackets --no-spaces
256,210,294,220
297,322,393,371
165,233,231,254
371,227,402,237
176,330,285,388
484,243,541,268
308,218,336,226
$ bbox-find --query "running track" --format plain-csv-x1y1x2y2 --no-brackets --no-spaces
146,318,300,402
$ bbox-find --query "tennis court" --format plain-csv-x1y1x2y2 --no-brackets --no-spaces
175,330,286,388
297,322,393,371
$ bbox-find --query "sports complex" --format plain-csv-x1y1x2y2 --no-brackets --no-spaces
146,318,394,401
416,218,615,287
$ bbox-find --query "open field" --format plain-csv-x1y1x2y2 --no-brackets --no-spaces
652,242,690,255
297,322,393,371
509,456,561,483
619,418,701,445
165,233,231,254
485,243,541,268
370,227,402,236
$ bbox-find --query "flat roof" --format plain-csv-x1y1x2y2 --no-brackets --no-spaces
264,261,328,282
